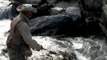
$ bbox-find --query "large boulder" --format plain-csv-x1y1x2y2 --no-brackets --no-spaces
30,14,74,36
77,0,104,18
79,0,103,12
29,7,81,36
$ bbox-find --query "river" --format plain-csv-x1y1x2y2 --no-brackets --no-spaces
0,0,107,60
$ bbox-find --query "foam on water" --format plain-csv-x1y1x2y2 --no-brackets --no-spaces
0,20,11,45
0,0,10,8
0,19,90,60
75,51,90,60
0,20,11,60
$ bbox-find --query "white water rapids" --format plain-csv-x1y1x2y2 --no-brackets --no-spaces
0,20,88,60
1,20,107,60
0,0,107,60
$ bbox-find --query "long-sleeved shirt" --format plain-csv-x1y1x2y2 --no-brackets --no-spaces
16,13,41,50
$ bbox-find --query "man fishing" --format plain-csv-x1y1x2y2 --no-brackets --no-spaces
6,4,43,60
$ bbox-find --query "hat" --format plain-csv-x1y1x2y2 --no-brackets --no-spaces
17,4,37,13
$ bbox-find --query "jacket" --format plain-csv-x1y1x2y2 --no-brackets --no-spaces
7,12,41,50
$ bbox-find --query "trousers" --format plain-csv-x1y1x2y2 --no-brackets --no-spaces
7,46,26,60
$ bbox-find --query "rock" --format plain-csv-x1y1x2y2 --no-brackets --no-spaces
65,7,81,17
55,1,77,9
103,4,107,22
30,14,79,36
9,0,26,4
102,4,107,29
0,0,12,20
9,0,42,4
47,0,58,5
26,0,42,4
79,0,103,12
78,0,103,18
50,7,65,15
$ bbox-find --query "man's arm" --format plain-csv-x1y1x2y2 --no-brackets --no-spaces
17,21,42,51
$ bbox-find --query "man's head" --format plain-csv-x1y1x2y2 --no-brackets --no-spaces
17,4,37,18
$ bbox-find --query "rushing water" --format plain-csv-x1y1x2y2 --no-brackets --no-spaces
0,20,10,60
1,20,107,60
1,0,107,60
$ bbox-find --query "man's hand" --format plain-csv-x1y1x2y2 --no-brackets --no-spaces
34,45,44,51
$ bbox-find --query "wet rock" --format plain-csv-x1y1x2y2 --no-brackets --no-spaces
103,4,107,24
65,7,81,17
79,0,103,18
47,0,58,5
26,0,42,4
9,0,49,5
30,14,81,36
55,1,77,9
0,5,12,20
50,7,65,15
0,1,12,20
79,0,103,12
